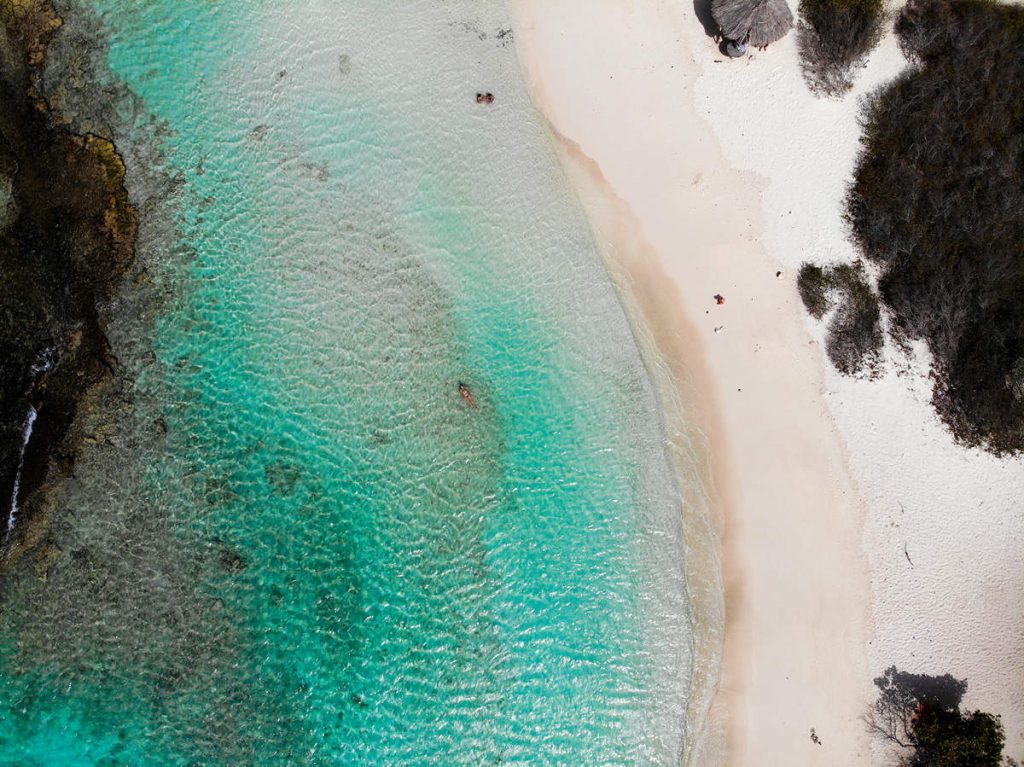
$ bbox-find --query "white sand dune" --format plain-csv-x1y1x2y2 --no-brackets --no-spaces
509,0,1024,763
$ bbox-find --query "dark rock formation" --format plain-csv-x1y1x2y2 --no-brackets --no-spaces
0,0,136,566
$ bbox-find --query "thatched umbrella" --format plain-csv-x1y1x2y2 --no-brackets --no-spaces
712,0,793,47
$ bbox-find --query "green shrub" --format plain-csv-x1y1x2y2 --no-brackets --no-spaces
797,263,830,318
798,0,887,96
798,261,883,375
847,0,1024,452
911,708,1006,767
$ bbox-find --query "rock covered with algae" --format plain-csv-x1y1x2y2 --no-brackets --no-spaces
0,0,136,569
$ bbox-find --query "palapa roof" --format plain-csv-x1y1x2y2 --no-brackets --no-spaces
711,0,793,47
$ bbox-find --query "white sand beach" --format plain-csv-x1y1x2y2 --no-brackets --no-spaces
509,0,1024,764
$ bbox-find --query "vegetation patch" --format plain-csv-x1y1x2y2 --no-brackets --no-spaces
846,0,1024,452
797,0,887,96
868,666,1006,766
798,261,883,375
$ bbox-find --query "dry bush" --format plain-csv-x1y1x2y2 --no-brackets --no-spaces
847,0,1024,452
798,0,887,97
798,261,883,375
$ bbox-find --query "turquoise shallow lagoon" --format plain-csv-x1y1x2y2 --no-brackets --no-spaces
0,2,695,764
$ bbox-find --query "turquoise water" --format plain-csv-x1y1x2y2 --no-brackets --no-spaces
0,2,693,764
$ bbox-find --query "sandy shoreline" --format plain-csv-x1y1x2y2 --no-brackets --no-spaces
547,127,729,759
510,1,872,762
510,0,1024,763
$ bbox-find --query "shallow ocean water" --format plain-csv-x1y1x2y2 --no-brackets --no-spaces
0,2,694,764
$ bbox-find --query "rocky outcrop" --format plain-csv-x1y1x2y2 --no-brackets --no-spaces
0,0,136,567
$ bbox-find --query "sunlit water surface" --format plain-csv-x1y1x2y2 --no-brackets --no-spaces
0,2,694,764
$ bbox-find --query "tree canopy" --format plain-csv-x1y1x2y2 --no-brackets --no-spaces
869,666,1005,767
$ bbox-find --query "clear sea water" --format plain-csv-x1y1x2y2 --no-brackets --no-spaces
0,2,695,764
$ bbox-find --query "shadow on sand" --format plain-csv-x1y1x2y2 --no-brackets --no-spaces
694,0,720,39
